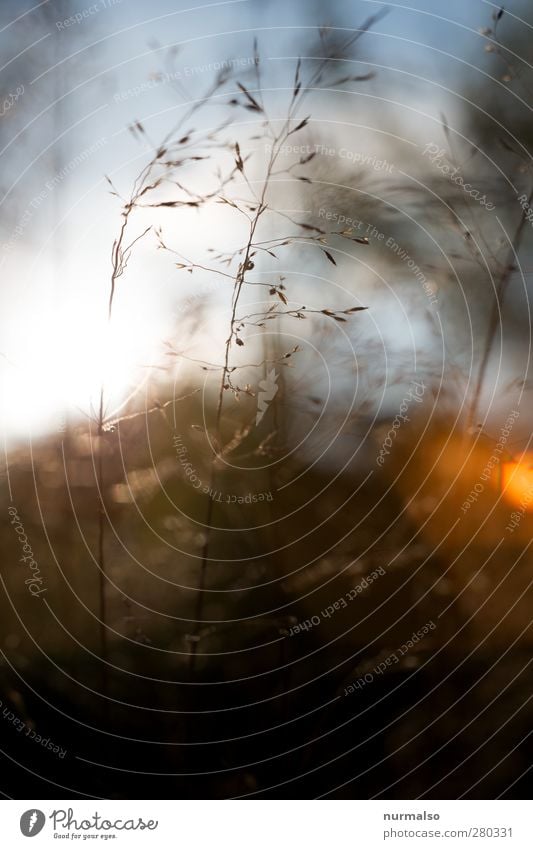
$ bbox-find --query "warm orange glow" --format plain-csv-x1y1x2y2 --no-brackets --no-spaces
501,458,533,510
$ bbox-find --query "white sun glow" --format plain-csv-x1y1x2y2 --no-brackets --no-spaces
0,265,162,441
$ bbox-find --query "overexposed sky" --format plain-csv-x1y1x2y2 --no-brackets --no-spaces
0,0,531,441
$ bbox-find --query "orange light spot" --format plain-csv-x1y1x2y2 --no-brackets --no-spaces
501,459,533,510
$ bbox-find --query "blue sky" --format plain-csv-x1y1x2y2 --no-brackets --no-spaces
0,0,531,440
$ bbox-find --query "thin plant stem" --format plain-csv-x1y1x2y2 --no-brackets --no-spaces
466,187,533,432
97,82,227,685
187,101,304,672
183,34,378,668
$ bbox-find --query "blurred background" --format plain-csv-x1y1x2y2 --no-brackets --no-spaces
0,0,532,799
